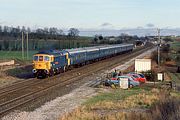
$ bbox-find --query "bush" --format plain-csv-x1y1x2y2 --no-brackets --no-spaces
142,70,157,81
150,97,180,120
151,51,158,64
161,44,170,53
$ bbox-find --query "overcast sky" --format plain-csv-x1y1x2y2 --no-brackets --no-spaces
0,0,180,29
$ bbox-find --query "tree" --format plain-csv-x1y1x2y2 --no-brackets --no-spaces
17,26,21,33
174,48,180,73
161,44,170,53
0,26,2,39
132,35,139,40
27,27,31,33
175,55,180,73
43,27,49,34
98,35,103,41
21,26,26,32
68,28,79,38
93,35,99,43
58,29,64,35
36,28,44,34
163,37,173,43
3,26,8,33
49,27,58,35
0,25,2,33
3,40,9,50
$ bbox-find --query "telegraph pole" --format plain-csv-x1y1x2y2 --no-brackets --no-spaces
22,32,24,59
157,28,161,66
26,32,29,60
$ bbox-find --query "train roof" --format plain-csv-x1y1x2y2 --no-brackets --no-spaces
67,44,133,54
35,44,133,55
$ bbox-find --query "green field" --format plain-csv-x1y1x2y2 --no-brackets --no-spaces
0,50,37,61
171,41,180,50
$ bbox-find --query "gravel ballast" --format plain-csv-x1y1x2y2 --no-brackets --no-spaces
2,83,97,120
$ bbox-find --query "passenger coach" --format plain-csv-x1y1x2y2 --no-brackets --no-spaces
32,44,133,78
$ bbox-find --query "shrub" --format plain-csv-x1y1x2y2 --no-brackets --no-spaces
142,70,157,81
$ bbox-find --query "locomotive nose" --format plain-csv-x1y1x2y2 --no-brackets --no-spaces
35,62,47,69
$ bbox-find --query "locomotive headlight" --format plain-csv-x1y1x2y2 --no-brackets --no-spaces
32,69,37,73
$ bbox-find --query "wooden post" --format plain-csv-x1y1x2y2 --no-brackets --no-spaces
22,32,24,59
26,32,29,59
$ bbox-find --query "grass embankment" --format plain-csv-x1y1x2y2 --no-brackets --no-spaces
6,65,33,78
60,85,180,120
0,51,34,78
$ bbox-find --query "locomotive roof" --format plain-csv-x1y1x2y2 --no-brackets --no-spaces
36,50,68,56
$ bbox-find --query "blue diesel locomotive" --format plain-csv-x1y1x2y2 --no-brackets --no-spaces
32,44,133,77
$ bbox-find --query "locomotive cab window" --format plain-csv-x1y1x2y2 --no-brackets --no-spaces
33,56,38,61
44,56,50,61
39,56,43,61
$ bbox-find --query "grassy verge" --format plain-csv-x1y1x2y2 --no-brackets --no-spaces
61,86,179,120
6,65,33,78
84,88,158,111
84,87,148,108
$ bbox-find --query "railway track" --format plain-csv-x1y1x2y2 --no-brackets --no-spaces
0,45,154,117
0,79,43,96
0,78,35,93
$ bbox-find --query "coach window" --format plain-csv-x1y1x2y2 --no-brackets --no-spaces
39,56,43,61
34,56,38,61
44,56,50,61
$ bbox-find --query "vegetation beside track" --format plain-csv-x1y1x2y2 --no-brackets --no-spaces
6,65,33,78
60,85,180,120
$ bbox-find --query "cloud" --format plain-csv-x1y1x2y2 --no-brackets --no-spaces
146,23,155,28
136,26,144,29
99,23,115,29
100,23,113,27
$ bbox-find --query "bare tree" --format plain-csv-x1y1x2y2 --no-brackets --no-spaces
68,28,79,38
43,27,49,35
0,25,2,33
27,27,31,33
21,26,26,32
49,27,58,35
3,26,8,33
58,29,64,35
